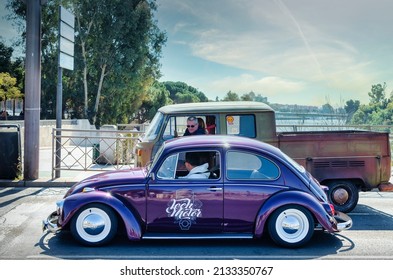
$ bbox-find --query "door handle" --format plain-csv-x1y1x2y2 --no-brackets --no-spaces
207,186,222,191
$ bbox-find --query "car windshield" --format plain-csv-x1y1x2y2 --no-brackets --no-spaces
143,111,164,141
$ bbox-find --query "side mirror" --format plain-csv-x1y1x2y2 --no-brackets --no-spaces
149,172,155,181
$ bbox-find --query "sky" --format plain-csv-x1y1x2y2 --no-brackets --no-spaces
154,0,393,106
1,0,393,107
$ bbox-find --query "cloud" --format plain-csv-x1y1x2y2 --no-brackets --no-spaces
157,0,393,105
208,74,304,97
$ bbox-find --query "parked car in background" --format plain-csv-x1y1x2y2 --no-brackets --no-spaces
43,135,352,248
135,101,392,213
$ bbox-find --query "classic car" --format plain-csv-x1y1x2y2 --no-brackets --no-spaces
43,135,352,248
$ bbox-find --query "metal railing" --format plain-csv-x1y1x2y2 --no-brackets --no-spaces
276,124,393,133
52,128,142,179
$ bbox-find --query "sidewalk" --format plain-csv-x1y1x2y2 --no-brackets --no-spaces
0,147,108,188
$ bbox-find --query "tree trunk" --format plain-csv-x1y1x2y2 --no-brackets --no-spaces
91,63,107,125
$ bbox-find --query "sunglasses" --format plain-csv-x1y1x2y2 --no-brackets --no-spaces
187,125,196,128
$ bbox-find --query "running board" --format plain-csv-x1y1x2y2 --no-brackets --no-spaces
142,233,254,240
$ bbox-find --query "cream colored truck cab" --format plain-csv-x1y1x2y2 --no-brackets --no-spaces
135,101,277,167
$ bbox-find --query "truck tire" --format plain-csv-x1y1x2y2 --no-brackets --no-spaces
326,180,359,213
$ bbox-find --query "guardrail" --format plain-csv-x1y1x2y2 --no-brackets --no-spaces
51,128,142,179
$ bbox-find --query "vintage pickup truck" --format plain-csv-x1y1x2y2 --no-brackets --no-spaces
135,101,393,212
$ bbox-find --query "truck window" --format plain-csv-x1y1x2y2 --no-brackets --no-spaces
163,115,216,139
144,112,164,141
163,116,180,140
226,115,256,138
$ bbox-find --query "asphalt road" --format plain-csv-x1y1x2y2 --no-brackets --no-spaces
0,187,393,260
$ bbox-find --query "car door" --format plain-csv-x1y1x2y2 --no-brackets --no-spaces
146,150,223,234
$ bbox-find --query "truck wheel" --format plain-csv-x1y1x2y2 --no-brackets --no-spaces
326,180,359,213
71,203,118,246
268,205,314,248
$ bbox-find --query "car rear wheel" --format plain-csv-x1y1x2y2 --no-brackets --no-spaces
268,205,314,248
71,203,118,246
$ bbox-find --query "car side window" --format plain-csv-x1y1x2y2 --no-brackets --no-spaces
226,115,256,138
226,151,280,180
175,151,221,180
157,154,178,179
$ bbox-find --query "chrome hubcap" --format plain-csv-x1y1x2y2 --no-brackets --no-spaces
281,215,300,234
82,213,105,235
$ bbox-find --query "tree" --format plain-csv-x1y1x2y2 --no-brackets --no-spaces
161,81,208,104
321,103,334,114
0,41,13,74
349,83,393,125
368,83,387,106
68,0,167,125
8,0,166,126
240,91,255,101
135,81,171,123
0,72,23,119
344,99,360,123
0,40,24,111
222,91,240,101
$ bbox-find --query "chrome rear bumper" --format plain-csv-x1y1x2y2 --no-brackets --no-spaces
334,211,352,231
42,211,61,233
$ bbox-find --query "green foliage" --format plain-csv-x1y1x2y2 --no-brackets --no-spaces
161,81,208,103
222,91,240,101
0,42,13,73
0,40,24,92
220,90,267,103
8,0,167,125
0,72,23,118
135,81,171,123
368,83,388,106
350,83,393,125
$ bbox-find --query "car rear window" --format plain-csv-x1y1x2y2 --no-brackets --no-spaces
226,151,280,180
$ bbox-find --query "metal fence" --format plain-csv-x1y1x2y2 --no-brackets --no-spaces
52,128,142,179
276,124,393,133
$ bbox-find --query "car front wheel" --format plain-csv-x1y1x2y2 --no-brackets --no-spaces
268,205,314,248
70,203,118,246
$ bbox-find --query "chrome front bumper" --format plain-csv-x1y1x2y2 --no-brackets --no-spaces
334,211,353,231
42,211,61,233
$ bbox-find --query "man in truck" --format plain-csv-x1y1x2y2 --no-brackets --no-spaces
183,116,207,136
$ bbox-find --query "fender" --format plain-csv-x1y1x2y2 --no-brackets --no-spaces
61,191,142,240
254,190,335,238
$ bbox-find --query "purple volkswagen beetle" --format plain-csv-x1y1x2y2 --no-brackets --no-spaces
43,135,352,248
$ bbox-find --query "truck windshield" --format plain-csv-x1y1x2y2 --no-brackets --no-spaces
143,112,164,141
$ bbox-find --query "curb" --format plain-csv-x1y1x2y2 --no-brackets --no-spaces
0,178,77,188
